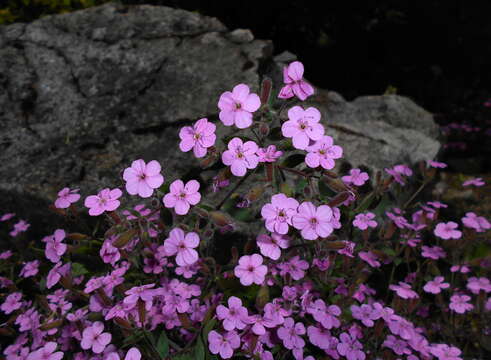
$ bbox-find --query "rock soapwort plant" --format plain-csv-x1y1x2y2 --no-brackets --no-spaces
1,61,491,360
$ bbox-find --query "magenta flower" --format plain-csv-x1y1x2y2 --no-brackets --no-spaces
47,262,70,289
305,135,343,169
26,342,63,360
222,137,259,177
54,187,80,209
342,168,369,186
234,254,267,286
20,260,40,278
163,228,199,266
45,229,67,263
350,304,381,327
9,220,30,237
84,188,122,216
466,277,491,294
427,160,447,168
434,222,462,240
0,250,12,259
352,212,377,230
449,294,473,314
358,251,381,268
421,245,446,260
208,330,241,359
1,292,22,314
462,177,485,187
179,118,216,158
389,282,419,299
277,256,309,281
277,317,306,350
337,332,365,360
257,145,283,163
218,84,260,129
123,284,155,307
430,344,463,360
163,179,201,215
292,202,333,240
281,106,324,150
462,212,490,232
256,233,289,260
382,335,411,356
261,193,299,234
0,213,15,221
216,296,249,331
123,159,164,198
278,61,314,101
423,276,450,294
81,321,112,354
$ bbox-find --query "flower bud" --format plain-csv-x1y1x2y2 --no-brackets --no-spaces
112,229,138,248
259,122,270,136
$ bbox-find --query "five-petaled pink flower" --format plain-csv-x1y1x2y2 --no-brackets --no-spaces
389,282,419,299
163,228,200,266
434,222,462,240
1,292,22,314
222,138,259,177
449,294,473,314
234,254,267,286
85,188,122,216
81,321,112,354
277,317,306,350
256,233,290,260
342,168,369,186
261,193,299,234
218,84,260,129
123,159,164,198
292,202,334,240
216,296,249,331
337,332,365,360
423,276,450,294
278,61,314,101
179,118,216,158
26,342,63,360
45,229,67,263
305,135,343,169
353,212,378,230
163,179,201,215
208,330,241,359
54,187,80,209
430,344,462,360
281,106,324,150
462,212,491,233
257,145,283,163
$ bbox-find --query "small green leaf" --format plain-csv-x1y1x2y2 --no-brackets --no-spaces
71,263,89,277
156,331,169,358
194,336,205,360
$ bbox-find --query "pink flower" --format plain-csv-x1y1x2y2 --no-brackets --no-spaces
0,250,12,259
449,294,473,314
257,145,283,163
81,321,112,354
278,61,314,101
0,213,15,221
462,212,490,232
84,188,122,216
423,276,450,294
54,187,80,208
179,118,216,158
261,193,299,234
123,159,164,198
277,317,306,350
337,332,365,360
352,212,377,230
342,168,369,186
20,260,40,278
421,245,446,260
47,262,70,289
216,296,249,331
462,177,485,187
278,256,309,281
163,228,199,266
281,106,324,150
208,330,241,359
450,264,470,273
256,233,289,260
305,135,343,169
222,138,259,176
163,179,201,215
430,344,463,360
45,229,67,263
9,220,30,237
26,342,63,360
434,222,462,240
1,292,22,314
234,254,267,286
307,325,332,350
427,160,447,168
218,84,260,129
358,251,380,268
466,277,491,294
123,284,155,307
382,335,411,356
389,282,419,299
385,165,413,186
292,202,333,240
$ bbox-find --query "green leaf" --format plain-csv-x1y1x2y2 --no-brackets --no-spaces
194,336,205,360
71,263,89,277
295,178,308,194
156,331,169,359
354,192,376,213
202,318,217,346
280,153,305,168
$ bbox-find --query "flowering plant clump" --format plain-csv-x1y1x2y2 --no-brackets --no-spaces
1,61,490,360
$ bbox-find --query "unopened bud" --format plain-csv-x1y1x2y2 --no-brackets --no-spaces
259,122,270,136
260,77,273,105
322,176,349,193
112,229,138,248
209,211,234,227
328,191,352,207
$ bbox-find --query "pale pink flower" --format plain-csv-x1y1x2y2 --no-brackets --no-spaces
449,294,473,314
462,177,485,187
337,332,365,360
222,137,259,177
163,179,201,215
20,260,40,278
256,233,289,260
462,212,490,232
26,342,63,360
277,317,306,350
278,61,314,101
257,145,283,163
216,296,249,331
430,344,462,360
358,251,380,268
179,118,216,158
123,159,164,198
208,330,241,359
427,160,447,168
342,168,369,186
1,292,22,314
305,135,343,169
234,254,267,286
9,220,30,237
45,229,67,263
292,202,333,240
352,212,377,230
423,276,450,294
163,228,199,266
421,245,446,260
81,321,112,354
434,222,462,240
281,106,324,150
466,277,491,294
54,187,80,208
218,84,260,129
84,188,122,216
389,282,419,299
261,193,299,234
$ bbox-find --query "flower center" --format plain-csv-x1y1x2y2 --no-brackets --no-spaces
193,133,201,140
237,151,244,159
310,217,318,225
235,102,242,110
179,192,187,199
247,266,255,272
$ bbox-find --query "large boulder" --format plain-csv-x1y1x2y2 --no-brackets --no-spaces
0,2,440,236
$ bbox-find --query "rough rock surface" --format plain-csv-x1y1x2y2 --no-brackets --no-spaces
0,2,440,235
